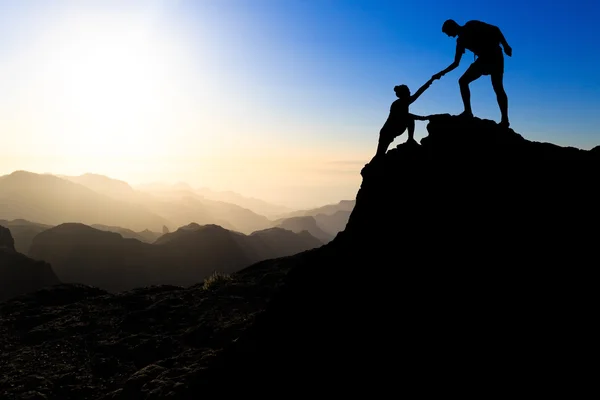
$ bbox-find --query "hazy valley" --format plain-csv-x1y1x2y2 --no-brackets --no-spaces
0,170,353,298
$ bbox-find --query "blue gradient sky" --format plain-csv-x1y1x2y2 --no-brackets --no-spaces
1,0,599,207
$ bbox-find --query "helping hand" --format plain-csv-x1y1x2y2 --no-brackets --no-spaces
432,72,443,80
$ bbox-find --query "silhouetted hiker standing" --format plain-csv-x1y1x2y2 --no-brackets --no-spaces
372,77,435,160
433,19,512,128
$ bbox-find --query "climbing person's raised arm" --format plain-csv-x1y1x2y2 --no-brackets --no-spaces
432,44,463,80
409,78,434,104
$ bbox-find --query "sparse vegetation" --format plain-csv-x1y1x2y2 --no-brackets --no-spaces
203,271,233,290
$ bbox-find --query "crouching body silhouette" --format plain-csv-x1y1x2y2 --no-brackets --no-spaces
374,78,434,159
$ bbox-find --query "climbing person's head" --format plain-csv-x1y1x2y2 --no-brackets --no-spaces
442,19,460,37
394,84,410,99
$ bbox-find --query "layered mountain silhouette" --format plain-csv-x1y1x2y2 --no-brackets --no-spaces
0,226,60,301
91,224,164,243
272,215,335,243
276,199,355,219
196,187,293,218
272,199,354,239
60,173,144,203
0,171,169,231
64,175,275,234
28,222,323,293
1,115,597,398
0,219,52,254
313,209,351,237
4,170,352,239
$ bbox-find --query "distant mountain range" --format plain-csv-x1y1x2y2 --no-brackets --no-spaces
195,187,293,218
1,171,354,238
28,222,324,293
61,174,271,234
91,224,164,243
0,219,165,256
276,200,356,219
0,171,169,231
273,216,335,243
273,200,355,241
0,170,353,298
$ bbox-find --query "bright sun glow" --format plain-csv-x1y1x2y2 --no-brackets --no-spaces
17,12,198,161
0,5,367,208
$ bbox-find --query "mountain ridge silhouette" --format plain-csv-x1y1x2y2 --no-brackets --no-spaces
28,222,324,293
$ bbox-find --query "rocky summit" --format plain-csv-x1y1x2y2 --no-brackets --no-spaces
1,115,598,398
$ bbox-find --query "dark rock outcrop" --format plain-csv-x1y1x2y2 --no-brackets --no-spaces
0,226,60,302
0,225,15,251
192,115,600,395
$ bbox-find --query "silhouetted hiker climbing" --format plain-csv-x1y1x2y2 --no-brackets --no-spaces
372,77,435,160
433,19,512,128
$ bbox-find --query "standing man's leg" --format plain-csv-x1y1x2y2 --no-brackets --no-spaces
458,63,483,117
491,72,509,127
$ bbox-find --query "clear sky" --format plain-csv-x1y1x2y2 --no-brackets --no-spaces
1,0,599,208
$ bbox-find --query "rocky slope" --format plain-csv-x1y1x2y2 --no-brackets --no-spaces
0,256,309,399
1,115,598,398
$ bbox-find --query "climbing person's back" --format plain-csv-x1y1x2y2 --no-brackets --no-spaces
387,98,409,127
458,20,502,56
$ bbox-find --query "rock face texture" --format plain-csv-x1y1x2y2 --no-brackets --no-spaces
1,116,598,398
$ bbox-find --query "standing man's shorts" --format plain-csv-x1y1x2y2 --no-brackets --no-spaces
473,46,504,76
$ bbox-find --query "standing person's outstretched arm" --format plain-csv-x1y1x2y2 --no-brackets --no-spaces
409,78,435,105
433,44,464,80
